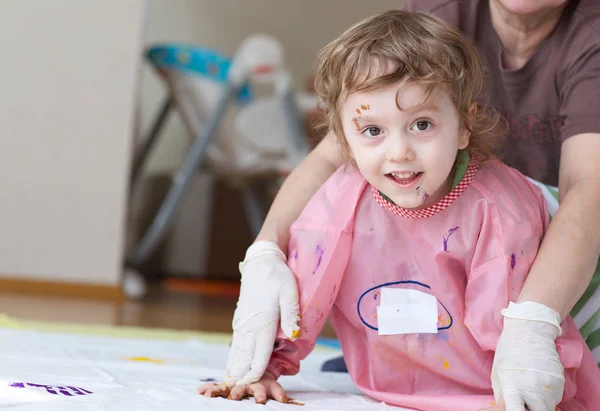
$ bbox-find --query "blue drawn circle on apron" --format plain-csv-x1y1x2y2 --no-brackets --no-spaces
356,280,453,332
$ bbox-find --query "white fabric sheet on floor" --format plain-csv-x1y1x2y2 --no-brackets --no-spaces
0,328,407,410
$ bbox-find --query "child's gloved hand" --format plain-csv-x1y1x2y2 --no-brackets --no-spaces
225,241,300,387
491,301,565,411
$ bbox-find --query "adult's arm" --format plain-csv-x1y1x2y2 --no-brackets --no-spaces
255,132,343,253
517,132,600,318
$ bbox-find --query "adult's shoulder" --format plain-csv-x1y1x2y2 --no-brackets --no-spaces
557,0,600,55
402,0,485,36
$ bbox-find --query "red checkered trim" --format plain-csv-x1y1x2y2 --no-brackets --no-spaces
371,161,480,218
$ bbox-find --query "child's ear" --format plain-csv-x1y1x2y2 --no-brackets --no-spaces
459,103,477,149
458,128,470,149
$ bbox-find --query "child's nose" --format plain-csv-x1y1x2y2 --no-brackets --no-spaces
385,135,415,162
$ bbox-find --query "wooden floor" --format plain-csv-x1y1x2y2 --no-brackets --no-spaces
0,283,337,338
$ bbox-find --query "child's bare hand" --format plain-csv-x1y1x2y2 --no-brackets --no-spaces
196,382,231,399
228,372,296,405
197,372,301,405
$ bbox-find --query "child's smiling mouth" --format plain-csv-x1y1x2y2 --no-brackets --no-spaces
386,171,423,187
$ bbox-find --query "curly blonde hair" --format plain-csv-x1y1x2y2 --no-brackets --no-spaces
313,10,504,163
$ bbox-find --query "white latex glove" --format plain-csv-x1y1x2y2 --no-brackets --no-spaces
491,301,565,411
225,241,300,387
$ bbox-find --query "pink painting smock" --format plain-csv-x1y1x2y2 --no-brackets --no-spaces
267,159,600,411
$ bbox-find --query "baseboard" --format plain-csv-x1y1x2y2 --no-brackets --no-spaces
0,276,124,301
162,277,240,298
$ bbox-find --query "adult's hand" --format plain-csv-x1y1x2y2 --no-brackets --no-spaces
491,302,565,411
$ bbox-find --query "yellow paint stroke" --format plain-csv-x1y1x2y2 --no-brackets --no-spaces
122,356,166,364
291,329,301,339
441,358,450,369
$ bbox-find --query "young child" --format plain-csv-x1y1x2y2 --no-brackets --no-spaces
199,10,600,410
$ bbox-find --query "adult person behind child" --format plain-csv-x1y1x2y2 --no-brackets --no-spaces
227,0,600,409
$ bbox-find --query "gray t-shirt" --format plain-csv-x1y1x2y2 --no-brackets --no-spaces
404,0,600,186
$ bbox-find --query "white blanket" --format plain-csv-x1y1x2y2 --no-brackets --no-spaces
0,328,406,410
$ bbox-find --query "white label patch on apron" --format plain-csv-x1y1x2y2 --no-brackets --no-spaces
377,288,439,335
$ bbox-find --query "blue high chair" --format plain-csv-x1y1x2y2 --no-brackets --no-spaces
124,35,314,298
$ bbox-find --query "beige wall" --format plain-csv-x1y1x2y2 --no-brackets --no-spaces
0,1,145,285
139,0,404,174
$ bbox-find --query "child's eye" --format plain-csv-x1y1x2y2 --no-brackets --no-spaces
362,126,382,137
411,120,432,132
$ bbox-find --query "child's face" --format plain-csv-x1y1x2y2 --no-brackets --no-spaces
341,80,469,209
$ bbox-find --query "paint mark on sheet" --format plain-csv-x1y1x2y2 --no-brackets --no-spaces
510,253,516,270
442,226,460,252
200,378,217,382
122,356,166,364
313,244,325,274
9,382,93,396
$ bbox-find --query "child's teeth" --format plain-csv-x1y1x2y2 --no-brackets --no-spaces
393,172,415,179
